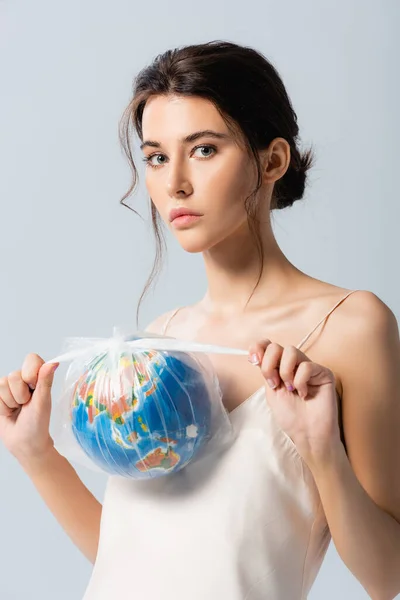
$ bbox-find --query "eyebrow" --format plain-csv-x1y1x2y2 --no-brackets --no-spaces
139,130,231,151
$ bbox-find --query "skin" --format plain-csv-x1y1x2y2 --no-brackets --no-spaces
141,93,352,414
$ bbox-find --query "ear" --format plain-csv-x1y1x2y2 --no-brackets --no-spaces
262,138,291,184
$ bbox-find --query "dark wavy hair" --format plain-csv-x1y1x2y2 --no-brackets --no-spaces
118,40,314,327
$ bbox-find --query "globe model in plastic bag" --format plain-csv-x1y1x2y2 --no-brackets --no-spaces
49,331,238,479
70,345,213,478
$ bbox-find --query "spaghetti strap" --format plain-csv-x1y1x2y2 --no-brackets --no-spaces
296,289,361,350
162,307,183,335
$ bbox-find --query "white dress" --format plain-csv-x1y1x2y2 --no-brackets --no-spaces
82,290,359,600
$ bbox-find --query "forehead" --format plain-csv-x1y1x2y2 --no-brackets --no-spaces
141,95,229,138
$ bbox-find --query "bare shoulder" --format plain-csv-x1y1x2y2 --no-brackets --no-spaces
324,289,399,379
331,289,397,340
144,308,180,335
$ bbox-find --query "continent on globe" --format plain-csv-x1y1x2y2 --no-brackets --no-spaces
136,446,181,472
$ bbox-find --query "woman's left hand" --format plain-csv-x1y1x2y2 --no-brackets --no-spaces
248,340,343,468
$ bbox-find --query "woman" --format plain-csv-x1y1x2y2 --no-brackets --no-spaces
1,40,400,600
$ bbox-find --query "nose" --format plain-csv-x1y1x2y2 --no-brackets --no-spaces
166,160,193,199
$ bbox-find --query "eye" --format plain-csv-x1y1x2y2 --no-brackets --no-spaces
142,154,167,168
142,144,217,169
192,145,216,158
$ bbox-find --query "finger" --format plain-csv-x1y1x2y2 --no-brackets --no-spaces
291,362,309,398
259,343,284,389
248,339,273,365
0,398,14,418
8,371,32,406
21,353,46,391
0,376,20,413
34,363,59,409
278,346,303,392
293,361,323,399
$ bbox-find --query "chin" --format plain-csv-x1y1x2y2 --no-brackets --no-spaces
173,224,232,254
173,232,215,254
178,240,210,254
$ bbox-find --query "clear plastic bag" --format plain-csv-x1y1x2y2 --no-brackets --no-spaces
46,328,248,479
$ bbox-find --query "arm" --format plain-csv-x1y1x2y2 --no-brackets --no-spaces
21,449,102,565
311,442,400,600
12,311,175,564
309,292,400,600
19,308,192,564
16,311,173,563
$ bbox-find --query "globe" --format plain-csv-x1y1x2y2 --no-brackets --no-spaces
69,343,213,478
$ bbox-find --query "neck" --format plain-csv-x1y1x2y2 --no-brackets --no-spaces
200,220,306,317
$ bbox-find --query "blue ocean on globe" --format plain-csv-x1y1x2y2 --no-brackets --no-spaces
70,345,213,479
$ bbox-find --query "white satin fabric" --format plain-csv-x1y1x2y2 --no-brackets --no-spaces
83,290,362,599
82,387,331,600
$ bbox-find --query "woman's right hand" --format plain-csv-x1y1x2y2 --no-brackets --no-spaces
0,354,59,468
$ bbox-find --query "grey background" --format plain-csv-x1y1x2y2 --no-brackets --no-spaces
1,0,399,598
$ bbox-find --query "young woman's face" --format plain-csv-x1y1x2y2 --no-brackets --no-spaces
140,94,263,254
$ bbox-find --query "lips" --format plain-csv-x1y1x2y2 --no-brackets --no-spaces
169,207,202,222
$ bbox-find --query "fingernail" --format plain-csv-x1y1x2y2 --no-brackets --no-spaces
267,378,277,389
249,353,260,365
285,382,294,392
51,363,59,373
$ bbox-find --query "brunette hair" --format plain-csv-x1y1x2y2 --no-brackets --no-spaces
118,40,314,327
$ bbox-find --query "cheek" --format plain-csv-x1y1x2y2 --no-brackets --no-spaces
209,155,254,200
145,175,166,215
210,171,252,220
145,171,156,198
